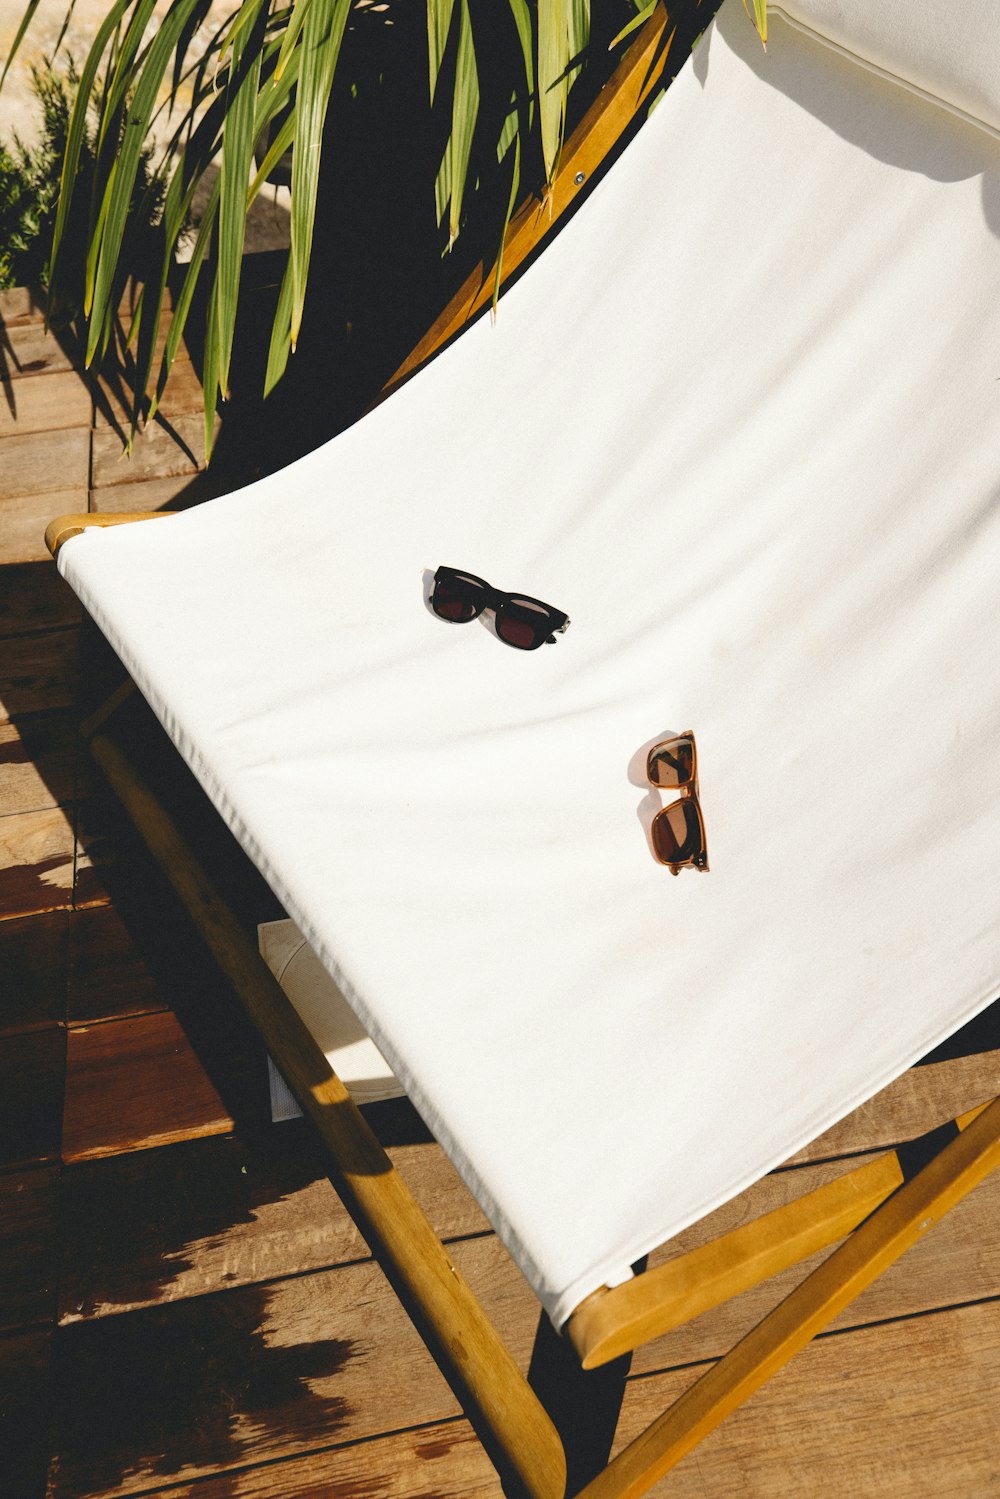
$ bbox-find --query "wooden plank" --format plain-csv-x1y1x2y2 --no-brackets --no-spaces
93,355,204,429
72,798,113,911
57,1126,488,1322
0,1328,51,1499
90,469,220,516
0,627,79,721
65,816,271,1115
62,1011,234,1162
0,1027,65,1168
0,562,81,638
92,412,218,490
51,1046,1000,1336
0,428,89,500
0,368,91,438
47,1233,538,1498
45,1148,1000,1499
54,1068,1000,1336
0,805,76,918
788,1048,1000,1163
0,287,47,325
0,488,90,565
132,1419,502,1498
0,319,82,379
0,909,69,1035
0,715,77,815
611,1301,1000,1497
0,1167,58,1331
66,904,167,1025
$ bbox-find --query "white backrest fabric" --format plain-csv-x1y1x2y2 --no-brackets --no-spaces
775,0,1000,136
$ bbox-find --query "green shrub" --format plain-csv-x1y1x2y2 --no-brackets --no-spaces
0,63,170,317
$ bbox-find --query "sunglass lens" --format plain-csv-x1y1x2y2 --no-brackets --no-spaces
651,799,706,867
432,575,480,623
647,737,694,788
497,599,549,650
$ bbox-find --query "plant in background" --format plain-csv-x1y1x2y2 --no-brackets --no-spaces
0,63,170,309
3,0,765,457
0,142,38,290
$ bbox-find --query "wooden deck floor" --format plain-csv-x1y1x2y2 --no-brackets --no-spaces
2,287,1000,1499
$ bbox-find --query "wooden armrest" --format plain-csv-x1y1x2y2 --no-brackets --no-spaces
45,510,174,559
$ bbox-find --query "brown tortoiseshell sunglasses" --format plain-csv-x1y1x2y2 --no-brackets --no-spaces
646,732,709,875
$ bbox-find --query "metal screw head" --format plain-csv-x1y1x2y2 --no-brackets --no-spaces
574,171,586,185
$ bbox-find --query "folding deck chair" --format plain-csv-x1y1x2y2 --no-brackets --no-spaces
45,1,1000,1493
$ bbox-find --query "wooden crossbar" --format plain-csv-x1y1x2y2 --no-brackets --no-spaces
568,1099,995,1369
574,1096,1000,1498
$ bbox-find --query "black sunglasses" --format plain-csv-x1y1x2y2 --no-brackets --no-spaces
430,566,570,651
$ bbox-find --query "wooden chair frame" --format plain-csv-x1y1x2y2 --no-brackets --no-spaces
46,7,1000,1494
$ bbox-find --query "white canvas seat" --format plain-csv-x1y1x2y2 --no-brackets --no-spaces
54,0,1000,1332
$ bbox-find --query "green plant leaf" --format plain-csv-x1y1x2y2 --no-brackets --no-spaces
742,0,767,45
442,0,478,244
430,0,479,244
50,0,132,291
507,0,534,105
248,110,296,205
264,254,295,396
538,0,590,187
203,253,220,460
289,0,351,347
87,0,204,367
274,0,312,80
102,0,158,130
492,129,520,311
427,0,456,104
610,0,656,51
567,0,590,91
214,0,267,398
536,0,567,186
140,159,204,425
161,171,220,386
0,0,43,93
